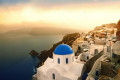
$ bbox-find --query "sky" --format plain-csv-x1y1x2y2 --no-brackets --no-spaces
0,0,120,32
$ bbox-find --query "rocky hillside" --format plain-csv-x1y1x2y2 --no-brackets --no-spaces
94,23,117,30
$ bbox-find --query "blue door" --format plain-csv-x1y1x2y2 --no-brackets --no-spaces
52,73,55,79
95,76,98,80
82,72,88,80
96,70,99,76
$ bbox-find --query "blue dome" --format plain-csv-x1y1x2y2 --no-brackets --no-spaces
54,44,73,55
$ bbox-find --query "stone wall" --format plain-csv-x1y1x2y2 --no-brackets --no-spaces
101,61,117,78
95,40,106,45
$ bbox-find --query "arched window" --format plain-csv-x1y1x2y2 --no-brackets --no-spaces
94,49,98,55
52,73,55,79
66,58,68,64
58,58,60,64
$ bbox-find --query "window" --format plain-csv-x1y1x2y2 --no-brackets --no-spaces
58,58,60,64
66,58,68,64
87,56,89,60
52,73,55,79
94,49,98,55
112,53,116,58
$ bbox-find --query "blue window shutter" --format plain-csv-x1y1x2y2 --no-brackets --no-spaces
58,58,60,64
52,73,55,79
66,58,68,64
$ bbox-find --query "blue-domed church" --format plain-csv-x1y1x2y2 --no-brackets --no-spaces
36,44,85,80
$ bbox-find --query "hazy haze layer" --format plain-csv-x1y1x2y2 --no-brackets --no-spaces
0,0,120,33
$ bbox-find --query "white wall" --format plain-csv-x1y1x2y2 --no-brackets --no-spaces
89,45,104,56
46,68,62,80
103,46,107,54
53,53,74,65
37,69,48,80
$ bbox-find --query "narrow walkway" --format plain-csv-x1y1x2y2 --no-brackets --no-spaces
86,54,107,80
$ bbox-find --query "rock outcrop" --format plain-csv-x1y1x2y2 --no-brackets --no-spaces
29,50,39,56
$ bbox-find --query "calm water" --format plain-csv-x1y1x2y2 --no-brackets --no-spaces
0,34,63,80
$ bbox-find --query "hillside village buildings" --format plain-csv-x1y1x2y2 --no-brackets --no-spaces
33,21,120,80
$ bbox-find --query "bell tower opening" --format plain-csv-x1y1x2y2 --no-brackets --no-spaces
66,58,68,64
58,58,60,64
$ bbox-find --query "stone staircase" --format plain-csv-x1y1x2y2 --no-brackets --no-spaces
86,54,108,80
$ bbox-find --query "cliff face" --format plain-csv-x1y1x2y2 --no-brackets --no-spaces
37,33,80,66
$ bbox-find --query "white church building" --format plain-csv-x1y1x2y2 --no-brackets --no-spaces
36,44,85,80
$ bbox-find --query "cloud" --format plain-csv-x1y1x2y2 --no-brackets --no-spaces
93,0,120,2
0,0,120,6
0,0,30,5
30,0,94,7
0,0,120,32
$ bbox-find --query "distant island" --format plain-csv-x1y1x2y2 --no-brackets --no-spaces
0,25,81,35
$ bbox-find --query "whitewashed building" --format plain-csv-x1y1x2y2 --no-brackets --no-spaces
36,44,85,80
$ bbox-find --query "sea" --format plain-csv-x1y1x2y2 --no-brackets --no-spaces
0,34,64,80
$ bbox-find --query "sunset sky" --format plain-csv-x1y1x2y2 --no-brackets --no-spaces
0,0,120,32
